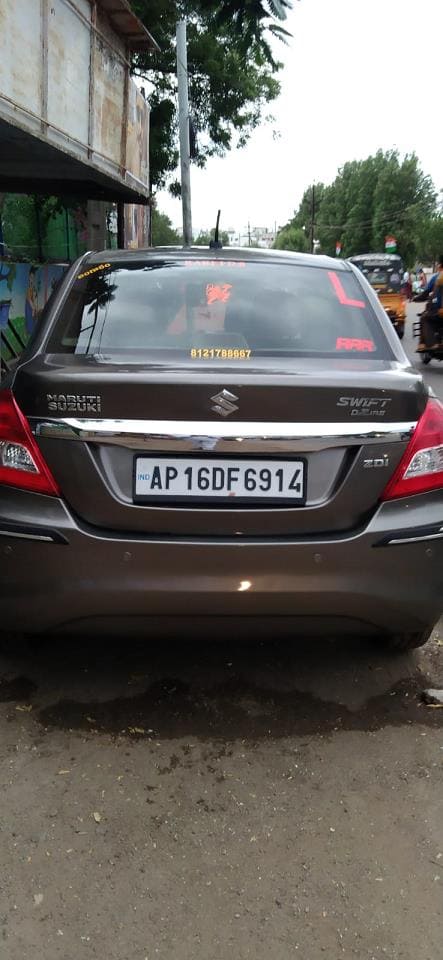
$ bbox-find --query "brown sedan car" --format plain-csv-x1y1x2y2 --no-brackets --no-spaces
0,248,442,650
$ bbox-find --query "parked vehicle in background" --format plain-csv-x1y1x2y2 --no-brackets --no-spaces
349,253,407,339
0,248,442,652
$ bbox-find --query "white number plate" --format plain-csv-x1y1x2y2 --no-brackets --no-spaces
134,457,306,502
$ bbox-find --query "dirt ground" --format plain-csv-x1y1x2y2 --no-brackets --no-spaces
0,623,442,960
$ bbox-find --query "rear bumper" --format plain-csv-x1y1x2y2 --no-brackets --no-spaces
0,488,442,636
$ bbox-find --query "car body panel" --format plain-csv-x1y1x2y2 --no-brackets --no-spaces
1,248,442,638
0,486,441,636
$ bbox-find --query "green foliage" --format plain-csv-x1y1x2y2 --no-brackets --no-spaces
289,182,327,234
1,194,88,261
131,1,286,191
207,1,293,52
151,207,182,245
274,183,325,251
1,195,39,260
370,152,435,264
273,223,308,251
415,216,443,266
277,151,437,264
194,228,230,246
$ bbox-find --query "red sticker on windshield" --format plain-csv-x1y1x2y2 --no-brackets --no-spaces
328,271,366,308
336,337,375,352
184,260,245,268
206,283,232,305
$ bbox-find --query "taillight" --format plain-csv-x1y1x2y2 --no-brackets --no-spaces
381,398,443,500
0,389,60,496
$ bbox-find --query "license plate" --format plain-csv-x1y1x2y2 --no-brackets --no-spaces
134,457,306,503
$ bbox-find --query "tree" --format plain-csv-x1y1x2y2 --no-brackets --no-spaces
290,183,326,234
371,152,435,265
194,228,230,246
280,150,437,263
0,193,89,260
131,1,290,191
273,183,325,251
206,1,293,48
1,195,40,260
273,223,308,251
416,216,443,267
151,206,182,245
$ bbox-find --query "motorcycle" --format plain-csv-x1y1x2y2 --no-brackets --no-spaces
413,321,443,364
412,289,443,364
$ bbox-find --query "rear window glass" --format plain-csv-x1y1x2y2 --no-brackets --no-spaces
48,259,392,361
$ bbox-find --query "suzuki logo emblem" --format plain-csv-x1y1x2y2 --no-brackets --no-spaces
210,389,239,417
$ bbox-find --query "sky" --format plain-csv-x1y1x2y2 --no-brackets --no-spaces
156,0,442,237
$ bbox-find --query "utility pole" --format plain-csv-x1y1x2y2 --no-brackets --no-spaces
176,19,193,246
309,184,315,254
248,221,251,247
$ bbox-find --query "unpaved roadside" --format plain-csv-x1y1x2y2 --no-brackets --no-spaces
1,626,442,960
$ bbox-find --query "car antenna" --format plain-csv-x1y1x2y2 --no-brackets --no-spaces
209,210,223,249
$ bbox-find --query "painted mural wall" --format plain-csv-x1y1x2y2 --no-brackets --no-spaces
0,260,68,375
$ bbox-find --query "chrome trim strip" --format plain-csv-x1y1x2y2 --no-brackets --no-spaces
32,418,417,453
0,529,54,543
387,530,443,546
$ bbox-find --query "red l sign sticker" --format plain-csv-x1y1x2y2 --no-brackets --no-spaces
328,271,365,309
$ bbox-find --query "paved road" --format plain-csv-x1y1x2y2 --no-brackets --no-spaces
404,302,443,400
0,312,441,959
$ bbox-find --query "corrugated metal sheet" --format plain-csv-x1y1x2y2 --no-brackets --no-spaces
93,31,126,167
47,0,90,145
0,0,154,202
0,0,42,116
126,82,149,190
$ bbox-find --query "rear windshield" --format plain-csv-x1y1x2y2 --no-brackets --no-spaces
48,259,392,361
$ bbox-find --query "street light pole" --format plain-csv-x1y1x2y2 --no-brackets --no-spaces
176,19,193,247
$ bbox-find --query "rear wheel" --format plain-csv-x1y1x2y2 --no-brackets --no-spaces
396,326,405,340
421,353,431,365
384,628,433,653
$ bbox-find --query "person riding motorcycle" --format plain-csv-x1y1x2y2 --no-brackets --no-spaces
413,257,443,352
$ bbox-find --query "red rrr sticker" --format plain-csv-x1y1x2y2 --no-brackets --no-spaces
336,337,375,352
206,283,233,305
328,271,366,308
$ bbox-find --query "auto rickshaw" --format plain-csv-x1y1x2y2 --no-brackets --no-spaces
349,253,407,339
